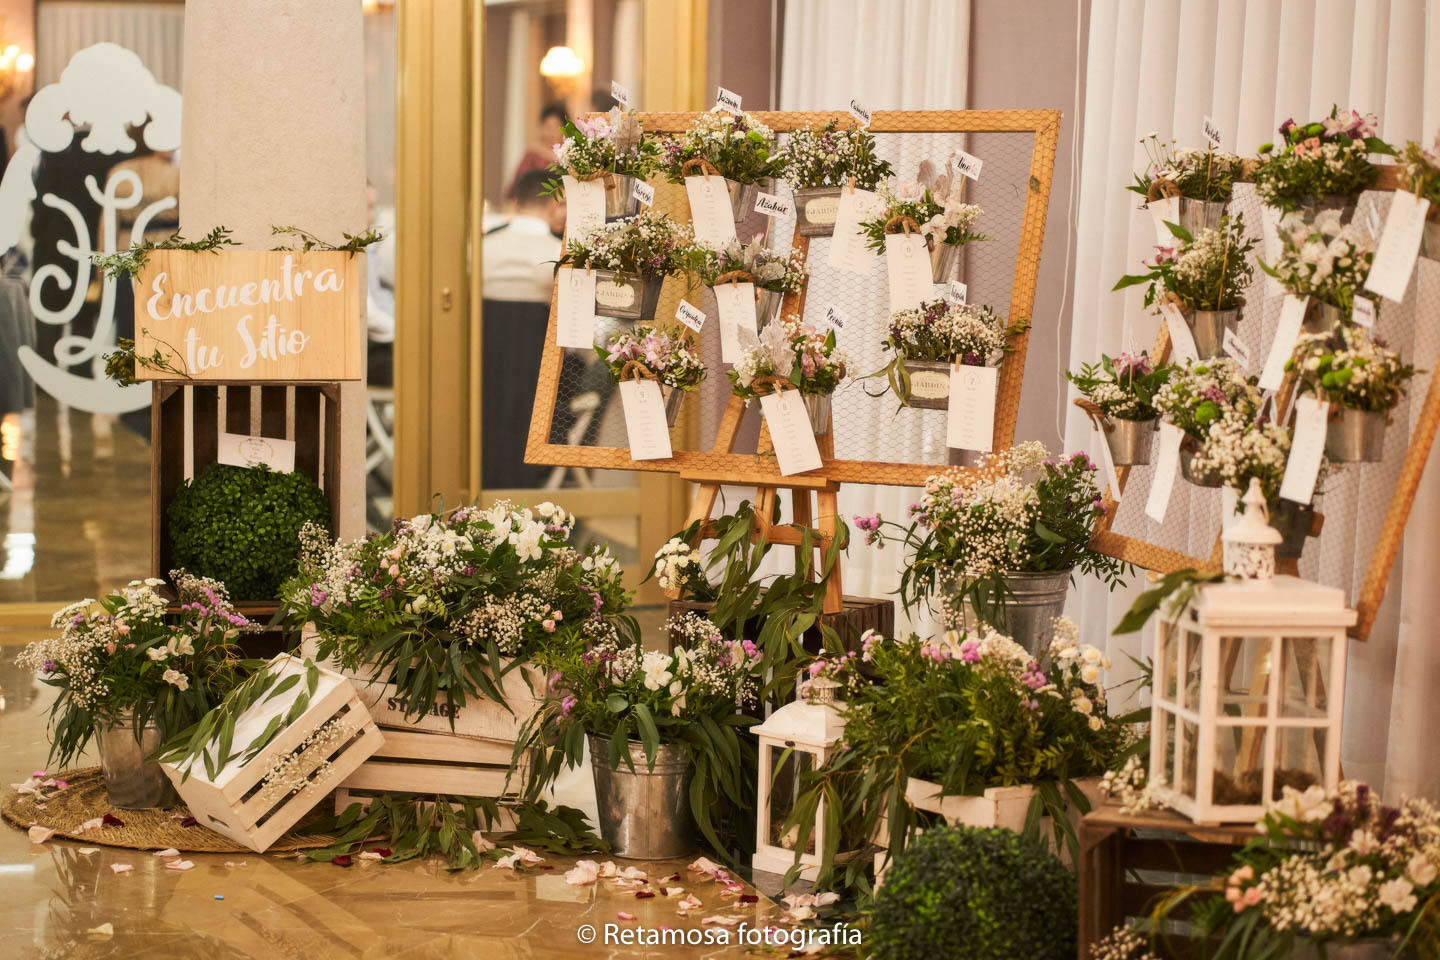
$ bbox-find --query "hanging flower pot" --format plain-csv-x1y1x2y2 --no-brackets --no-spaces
660,384,686,428
948,448,985,468
96,714,179,809
592,269,664,322
942,569,1074,657
1422,206,1440,261
1302,299,1345,335
1187,302,1242,360
600,172,639,221
803,392,832,435
1268,498,1315,560
1101,417,1157,466
679,158,772,225
884,214,956,283
898,359,952,410
1177,196,1227,236
793,185,844,237
1297,195,1357,226
589,735,694,859
754,287,783,328
1179,437,1222,487
1324,407,1388,462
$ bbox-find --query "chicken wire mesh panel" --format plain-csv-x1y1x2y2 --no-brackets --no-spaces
1106,184,1439,617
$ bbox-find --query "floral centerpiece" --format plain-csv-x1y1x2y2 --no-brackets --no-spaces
860,442,1130,653
1288,328,1418,463
595,325,706,427
859,180,987,281
280,501,632,726
18,573,255,806
1113,216,1255,359
728,313,848,433
556,211,694,321
1152,357,1262,483
662,109,783,231
876,298,1025,409
515,612,763,859
783,622,1132,889
780,121,893,236
1402,131,1440,260
1262,209,1377,331
544,108,662,220
1253,107,1394,216
1067,352,1174,466
692,237,807,326
1128,133,1247,233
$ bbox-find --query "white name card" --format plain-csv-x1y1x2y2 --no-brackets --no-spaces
1365,190,1429,303
946,364,997,453
953,150,983,181
1160,300,1199,363
675,298,706,333
562,175,606,240
760,391,824,476
610,80,631,108
1352,293,1376,328
632,180,655,207
948,280,968,304
684,175,738,247
619,379,673,461
1279,395,1330,505
848,98,871,127
1259,295,1308,391
1203,115,1223,148
823,304,848,330
1222,327,1250,369
1149,196,1181,244
829,187,880,275
884,233,935,313
555,267,597,349
754,192,793,218
218,432,295,473
1094,424,1123,502
715,87,742,114
713,282,757,363
1145,423,1184,524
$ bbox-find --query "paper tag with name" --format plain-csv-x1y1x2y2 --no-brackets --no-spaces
1365,190,1430,302
823,304,847,330
884,233,935,312
562,175,606,240
1202,115,1223,149
1145,423,1184,524
848,98,871,127
753,192,793,218
632,180,655,207
715,86,742,114
714,282,757,363
684,175,738,246
675,299,706,333
218,432,296,473
1222,327,1250,369
1260,205,1284,298
1160,300,1199,363
610,80,631,108
760,391,823,476
1259,295,1308,391
619,379,673,461
555,267,597,349
1149,196,1180,244
947,364,997,453
947,280,968,304
828,187,880,275
1352,293,1376,328
1094,424,1123,502
952,150,983,181
1279,395,1330,505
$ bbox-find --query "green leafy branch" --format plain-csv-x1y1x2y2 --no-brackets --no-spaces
103,329,190,386
1112,567,1225,635
92,226,238,281
270,225,385,256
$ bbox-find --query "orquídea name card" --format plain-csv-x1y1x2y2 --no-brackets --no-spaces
135,250,363,380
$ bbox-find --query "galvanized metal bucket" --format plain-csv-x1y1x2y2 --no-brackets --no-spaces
1177,197,1227,236
593,270,663,323
1269,498,1314,560
589,736,694,860
1179,440,1222,487
725,177,774,224
1298,196,1357,226
944,569,1074,657
661,385,685,428
755,287,783,328
96,716,179,809
602,173,639,221
929,239,959,283
1292,938,1400,960
793,185,843,237
1103,417,1157,466
948,448,985,468
803,392,832,435
1302,299,1344,335
1422,214,1440,261
1187,306,1240,359
901,359,952,410
1325,407,1387,462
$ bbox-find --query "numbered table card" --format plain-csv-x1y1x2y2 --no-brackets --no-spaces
685,175,738,247
1145,422,1184,524
1280,395,1330,505
1259,295,1308,391
562,175,606,240
829,188,880,275
1365,190,1430,303
884,233,934,312
1159,299,1199,363
946,364,997,454
555,267,597,349
619,379,673,461
759,391,824,476
219,432,296,473
714,282,758,363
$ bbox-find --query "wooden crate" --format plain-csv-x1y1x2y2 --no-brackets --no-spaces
666,594,894,655
340,727,527,800
160,654,384,853
1078,806,1259,960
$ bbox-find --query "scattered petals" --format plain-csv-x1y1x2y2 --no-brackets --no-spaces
372,847,392,857
179,817,197,828
77,847,99,856
223,861,247,868
564,860,600,885
739,894,759,904
164,859,195,871
659,886,685,897
32,770,46,778
85,923,114,939
664,873,681,882
598,861,619,878
635,890,655,899
677,893,703,914
616,911,636,922
470,831,495,853
786,905,817,922
78,818,104,833
702,915,743,926
101,813,125,828
358,851,384,861
617,866,647,880
53,781,68,789
688,856,725,878
27,826,55,844
331,855,353,868
109,864,133,874
492,846,544,870
537,864,554,870
153,848,180,857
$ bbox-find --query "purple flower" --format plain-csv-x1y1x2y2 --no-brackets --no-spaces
560,695,578,717
309,584,329,607
959,639,981,664
41,660,57,673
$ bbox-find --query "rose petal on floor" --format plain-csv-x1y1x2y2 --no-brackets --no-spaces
109,864,133,874
85,923,114,939
153,848,180,857
165,860,195,871
27,826,54,844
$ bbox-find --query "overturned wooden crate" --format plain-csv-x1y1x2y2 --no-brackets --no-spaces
160,654,384,853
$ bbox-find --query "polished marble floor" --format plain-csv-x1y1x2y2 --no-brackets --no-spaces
0,627,785,959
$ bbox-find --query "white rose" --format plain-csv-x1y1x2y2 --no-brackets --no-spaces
162,668,190,691
1081,646,1102,664
1088,716,1104,732
1080,664,1101,685
1378,877,1417,914
1408,854,1437,888
1072,695,1093,716
641,651,674,691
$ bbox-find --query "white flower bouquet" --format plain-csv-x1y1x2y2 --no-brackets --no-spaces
1128,133,1246,203
1254,107,1395,213
858,180,988,252
1114,215,1255,312
544,108,661,193
727,312,848,400
558,211,695,281
1260,210,1376,320
692,237,808,293
1288,328,1418,414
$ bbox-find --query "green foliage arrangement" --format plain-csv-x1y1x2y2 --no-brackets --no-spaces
1253,106,1394,212
91,225,238,281
168,463,331,601
543,110,661,196
780,120,893,190
1066,352,1173,422
660,109,785,184
869,825,1078,960
1288,327,1418,414
1112,216,1254,312
1128,134,1246,203
1402,133,1440,206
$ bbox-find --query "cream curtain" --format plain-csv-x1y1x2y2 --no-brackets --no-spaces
1066,0,1440,798
36,1,185,90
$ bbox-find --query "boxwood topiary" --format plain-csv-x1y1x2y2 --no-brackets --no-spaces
870,824,1077,960
167,463,331,601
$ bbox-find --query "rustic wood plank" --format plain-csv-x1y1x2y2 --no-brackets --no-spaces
260,385,287,437
225,385,252,434
293,385,322,481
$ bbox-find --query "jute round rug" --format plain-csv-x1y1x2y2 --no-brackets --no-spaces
2,767,336,853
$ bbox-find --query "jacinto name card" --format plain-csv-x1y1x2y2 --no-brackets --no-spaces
134,250,363,381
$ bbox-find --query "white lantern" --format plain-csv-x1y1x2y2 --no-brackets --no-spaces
1151,572,1355,824
751,678,845,879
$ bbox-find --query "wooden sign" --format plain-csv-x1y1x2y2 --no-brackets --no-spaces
133,250,364,381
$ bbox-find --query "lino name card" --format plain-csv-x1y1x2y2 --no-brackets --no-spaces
619,379,673,461
684,175,738,247
1365,190,1430,303
884,233,935,313
562,175,606,240
1259,295,1308,391
946,364,997,453
1145,423,1184,524
828,187,880,275
1279,395,1329,506
218,432,295,473
555,267,597,349
1160,299,1198,363
760,391,823,476
714,282,758,363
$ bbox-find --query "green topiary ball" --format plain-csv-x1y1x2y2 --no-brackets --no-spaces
167,463,331,601
870,824,1077,960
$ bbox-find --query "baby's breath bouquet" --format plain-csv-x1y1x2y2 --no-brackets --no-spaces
1288,328,1417,414
595,325,706,391
1253,107,1395,212
859,180,987,252
1184,410,1295,501
661,109,784,184
692,238,807,293
878,298,1025,405
1067,352,1173,422
728,313,848,400
1113,216,1254,311
1152,357,1261,444
543,108,661,196
1261,210,1376,319
1128,133,1246,202
780,120,892,190
557,211,694,281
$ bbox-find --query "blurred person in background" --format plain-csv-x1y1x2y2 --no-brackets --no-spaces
505,102,566,204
